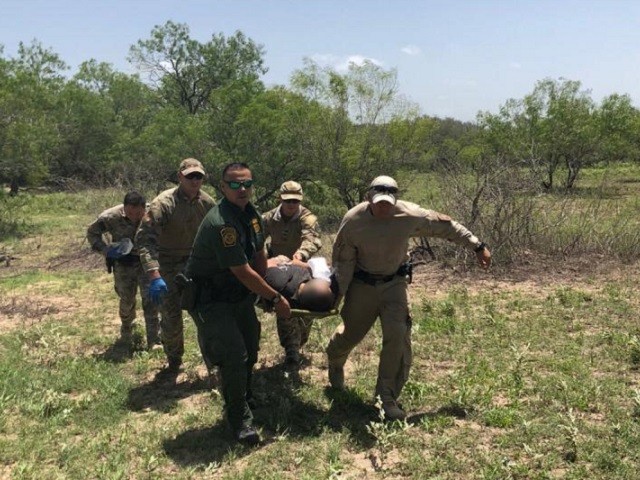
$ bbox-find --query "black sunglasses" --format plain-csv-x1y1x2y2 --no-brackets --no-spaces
224,179,254,190
184,172,204,180
283,199,301,204
371,185,398,194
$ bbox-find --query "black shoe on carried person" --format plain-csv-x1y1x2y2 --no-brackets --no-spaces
235,426,261,446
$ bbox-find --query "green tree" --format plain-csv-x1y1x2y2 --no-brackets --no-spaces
0,41,66,194
479,78,598,190
291,59,421,208
233,87,328,207
128,21,266,114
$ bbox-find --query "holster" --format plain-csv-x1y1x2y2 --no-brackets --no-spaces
175,273,197,311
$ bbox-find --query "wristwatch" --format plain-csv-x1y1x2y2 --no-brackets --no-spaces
271,293,282,304
474,242,487,253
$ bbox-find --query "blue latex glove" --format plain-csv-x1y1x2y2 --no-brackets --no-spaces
149,277,168,305
106,245,122,259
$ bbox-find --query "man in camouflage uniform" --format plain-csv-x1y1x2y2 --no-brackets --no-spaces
186,162,291,446
262,181,322,366
327,175,492,421
136,158,216,371
87,191,160,347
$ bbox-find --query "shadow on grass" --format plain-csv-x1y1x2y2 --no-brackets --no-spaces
95,337,138,364
126,369,209,413
406,401,471,425
163,362,380,467
163,422,244,466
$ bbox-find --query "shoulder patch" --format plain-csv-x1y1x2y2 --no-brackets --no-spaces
220,226,238,247
437,213,452,222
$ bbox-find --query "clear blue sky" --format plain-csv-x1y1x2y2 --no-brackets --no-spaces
2,0,639,121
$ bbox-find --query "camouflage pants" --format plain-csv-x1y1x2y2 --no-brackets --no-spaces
113,262,160,343
276,316,313,352
159,259,188,361
326,276,412,403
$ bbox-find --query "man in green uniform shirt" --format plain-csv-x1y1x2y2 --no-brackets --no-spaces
186,162,291,446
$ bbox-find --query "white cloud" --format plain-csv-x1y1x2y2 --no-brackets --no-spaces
401,44,421,56
310,53,383,72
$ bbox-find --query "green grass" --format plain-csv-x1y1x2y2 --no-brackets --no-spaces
2,169,640,478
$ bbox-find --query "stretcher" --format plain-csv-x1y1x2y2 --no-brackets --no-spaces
256,300,339,319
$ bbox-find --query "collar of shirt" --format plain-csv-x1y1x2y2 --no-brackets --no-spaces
273,204,301,222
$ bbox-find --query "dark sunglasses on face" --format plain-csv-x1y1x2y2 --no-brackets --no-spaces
184,172,204,180
371,185,398,194
283,199,301,204
225,179,254,190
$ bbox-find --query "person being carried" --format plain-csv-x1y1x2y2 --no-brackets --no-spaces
263,256,337,313
86,191,160,348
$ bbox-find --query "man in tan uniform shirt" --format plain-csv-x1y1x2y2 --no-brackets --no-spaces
262,181,322,366
327,175,491,420
135,158,216,371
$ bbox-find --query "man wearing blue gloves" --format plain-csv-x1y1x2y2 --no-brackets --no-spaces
136,159,215,372
87,191,160,348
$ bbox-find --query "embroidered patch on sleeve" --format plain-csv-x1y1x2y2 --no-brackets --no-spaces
220,226,238,247
251,218,261,234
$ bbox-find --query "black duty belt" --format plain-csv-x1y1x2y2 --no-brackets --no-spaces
353,270,398,286
353,262,413,286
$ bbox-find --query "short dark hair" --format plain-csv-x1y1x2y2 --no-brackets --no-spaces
222,162,250,180
123,191,146,207
297,279,335,312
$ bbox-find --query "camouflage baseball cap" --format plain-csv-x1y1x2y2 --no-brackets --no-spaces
280,180,303,201
369,175,398,205
179,158,205,176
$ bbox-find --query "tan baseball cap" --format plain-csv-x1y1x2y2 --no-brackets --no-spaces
179,158,205,176
280,180,303,201
369,175,398,205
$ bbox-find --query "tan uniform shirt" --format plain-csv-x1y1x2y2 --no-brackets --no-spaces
86,204,140,254
332,200,481,294
262,205,322,261
136,187,215,272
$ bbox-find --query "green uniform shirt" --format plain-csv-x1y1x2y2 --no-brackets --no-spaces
186,198,265,299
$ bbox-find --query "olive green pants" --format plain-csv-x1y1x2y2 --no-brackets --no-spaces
191,293,260,431
159,259,188,361
113,262,159,344
326,277,412,403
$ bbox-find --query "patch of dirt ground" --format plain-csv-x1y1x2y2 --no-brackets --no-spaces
409,254,640,300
